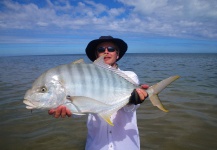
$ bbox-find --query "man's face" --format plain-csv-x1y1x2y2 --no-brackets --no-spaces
96,42,119,66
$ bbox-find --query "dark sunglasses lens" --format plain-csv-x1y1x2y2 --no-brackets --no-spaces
97,47,116,53
97,47,105,53
107,47,115,52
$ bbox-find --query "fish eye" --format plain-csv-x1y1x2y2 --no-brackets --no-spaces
40,86,47,93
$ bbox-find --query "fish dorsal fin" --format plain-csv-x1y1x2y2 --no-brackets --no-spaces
71,59,85,64
93,54,110,67
93,55,138,85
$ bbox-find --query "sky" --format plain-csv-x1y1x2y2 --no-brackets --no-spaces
0,0,217,56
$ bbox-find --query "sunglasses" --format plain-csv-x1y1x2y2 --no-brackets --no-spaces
97,46,116,53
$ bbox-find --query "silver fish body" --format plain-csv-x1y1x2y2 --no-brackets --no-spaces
23,55,180,125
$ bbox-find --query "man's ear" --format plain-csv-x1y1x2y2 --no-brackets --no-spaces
116,55,119,59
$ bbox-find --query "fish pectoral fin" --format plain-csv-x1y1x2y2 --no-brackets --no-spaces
69,96,111,113
70,96,110,106
98,112,114,126
73,113,86,116
149,95,169,112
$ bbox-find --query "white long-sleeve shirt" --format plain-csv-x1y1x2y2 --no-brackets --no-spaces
85,70,140,150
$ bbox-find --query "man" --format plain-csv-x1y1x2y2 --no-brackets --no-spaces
49,36,148,150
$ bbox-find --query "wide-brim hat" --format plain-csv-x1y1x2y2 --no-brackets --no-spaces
85,36,128,62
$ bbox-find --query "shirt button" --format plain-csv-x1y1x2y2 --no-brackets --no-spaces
109,131,112,133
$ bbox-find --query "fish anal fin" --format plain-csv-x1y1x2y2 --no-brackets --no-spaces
98,100,129,126
99,113,114,126
69,95,115,126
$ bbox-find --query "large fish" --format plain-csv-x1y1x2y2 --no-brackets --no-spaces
23,55,180,126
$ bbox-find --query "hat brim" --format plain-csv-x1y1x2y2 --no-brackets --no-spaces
85,38,128,62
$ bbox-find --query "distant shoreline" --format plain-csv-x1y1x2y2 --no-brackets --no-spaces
1,53,217,57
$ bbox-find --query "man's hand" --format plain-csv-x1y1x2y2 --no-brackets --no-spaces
48,105,72,118
129,84,149,105
136,84,149,101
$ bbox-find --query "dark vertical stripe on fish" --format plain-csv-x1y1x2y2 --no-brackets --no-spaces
73,64,83,95
66,63,74,85
103,67,115,101
85,64,95,96
94,65,106,96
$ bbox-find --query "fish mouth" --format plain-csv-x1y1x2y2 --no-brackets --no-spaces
23,99,37,109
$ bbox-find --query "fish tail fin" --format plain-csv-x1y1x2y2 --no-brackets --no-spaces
147,75,180,112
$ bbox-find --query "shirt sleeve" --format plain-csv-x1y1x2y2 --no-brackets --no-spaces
120,70,140,112
121,71,140,85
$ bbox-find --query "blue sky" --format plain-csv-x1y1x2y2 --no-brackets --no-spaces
0,0,217,56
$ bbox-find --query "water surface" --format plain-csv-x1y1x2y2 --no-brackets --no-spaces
0,53,216,150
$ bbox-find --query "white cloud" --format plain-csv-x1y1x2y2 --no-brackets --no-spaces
118,0,168,14
117,0,217,38
108,8,125,17
0,0,217,40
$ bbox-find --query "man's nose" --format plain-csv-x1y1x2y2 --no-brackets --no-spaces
104,48,109,53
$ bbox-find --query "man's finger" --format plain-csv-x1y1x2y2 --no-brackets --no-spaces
66,109,72,117
136,89,145,101
140,84,149,89
48,109,55,115
54,106,62,118
61,107,67,118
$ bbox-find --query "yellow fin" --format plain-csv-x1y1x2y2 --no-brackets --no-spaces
99,113,114,126
147,75,180,112
149,95,169,112
71,59,85,64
